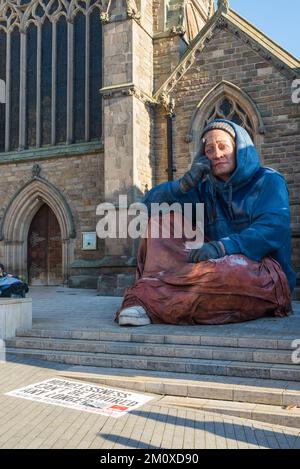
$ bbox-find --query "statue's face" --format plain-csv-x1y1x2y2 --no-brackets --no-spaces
204,129,236,182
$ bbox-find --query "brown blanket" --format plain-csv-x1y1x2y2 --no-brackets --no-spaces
117,214,292,325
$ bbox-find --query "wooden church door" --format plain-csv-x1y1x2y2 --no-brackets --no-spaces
28,204,63,285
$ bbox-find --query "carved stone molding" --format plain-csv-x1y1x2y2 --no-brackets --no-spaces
126,0,140,20
100,83,156,107
0,1,108,32
216,16,228,29
204,30,213,43
208,0,215,18
217,0,230,14
100,11,110,24
159,93,176,116
169,25,186,36
32,163,41,179
0,176,76,241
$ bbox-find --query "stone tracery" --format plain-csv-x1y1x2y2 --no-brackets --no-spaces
0,1,107,32
0,0,104,152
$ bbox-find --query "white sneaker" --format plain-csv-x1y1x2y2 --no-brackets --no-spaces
118,306,151,326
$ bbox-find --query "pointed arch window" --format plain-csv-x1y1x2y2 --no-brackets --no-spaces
0,1,103,153
187,81,265,160
205,97,254,140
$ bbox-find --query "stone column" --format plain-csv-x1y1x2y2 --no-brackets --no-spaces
98,2,154,295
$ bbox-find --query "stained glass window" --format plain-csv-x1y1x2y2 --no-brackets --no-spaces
90,7,102,141
74,13,86,143
219,98,232,117
26,23,37,148
0,1,103,153
10,28,20,151
41,18,52,146
204,96,254,140
0,29,6,152
56,16,67,144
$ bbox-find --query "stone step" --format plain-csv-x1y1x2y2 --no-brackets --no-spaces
159,396,300,430
14,328,297,350
6,336,296,365
6,348,300,381
57,366,300,407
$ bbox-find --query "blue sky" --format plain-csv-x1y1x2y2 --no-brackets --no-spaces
228,0,300,59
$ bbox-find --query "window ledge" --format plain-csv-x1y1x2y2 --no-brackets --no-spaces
0,141,104,164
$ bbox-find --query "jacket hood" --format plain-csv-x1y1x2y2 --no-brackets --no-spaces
200,118,261,191
200,119,262,221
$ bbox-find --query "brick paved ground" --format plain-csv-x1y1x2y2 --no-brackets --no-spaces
1,286,300,449
0,356,300,449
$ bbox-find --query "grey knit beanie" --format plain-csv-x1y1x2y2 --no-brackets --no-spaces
201,121,236,141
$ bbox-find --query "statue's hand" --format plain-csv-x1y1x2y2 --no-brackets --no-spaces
180,155,211,192
188,241,225,263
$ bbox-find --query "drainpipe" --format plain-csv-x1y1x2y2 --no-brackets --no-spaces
166,97,176,181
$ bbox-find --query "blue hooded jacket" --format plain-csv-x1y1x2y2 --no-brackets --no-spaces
143,119,296,292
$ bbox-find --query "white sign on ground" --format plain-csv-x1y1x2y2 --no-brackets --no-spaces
5,378,153,418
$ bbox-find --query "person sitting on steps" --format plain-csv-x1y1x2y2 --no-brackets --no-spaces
117,119,295,327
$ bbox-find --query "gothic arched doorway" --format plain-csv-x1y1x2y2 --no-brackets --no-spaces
27,204,63,285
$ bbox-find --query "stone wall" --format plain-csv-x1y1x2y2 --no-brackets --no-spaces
133,97,154,195
153,35,187,91
99,12,154,282
102,17,153,204
153,107,169,184
132,19,154,194
103,21,133,88
133,19,153,96
139,0,153,35
0,151,104,272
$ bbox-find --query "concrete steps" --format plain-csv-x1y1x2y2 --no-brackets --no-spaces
6,325,300,383
6,336,296,365
6,326,300,429
57,366,300,406
7,347,300,382
12,327,298,350
58,367,300,429
159,396,300,430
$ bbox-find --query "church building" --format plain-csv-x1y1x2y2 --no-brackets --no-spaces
0,1,299,298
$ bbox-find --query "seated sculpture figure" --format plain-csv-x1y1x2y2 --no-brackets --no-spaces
117,119,296,326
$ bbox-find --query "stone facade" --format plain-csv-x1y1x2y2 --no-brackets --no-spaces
0,1,299,297
0,150,104,285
